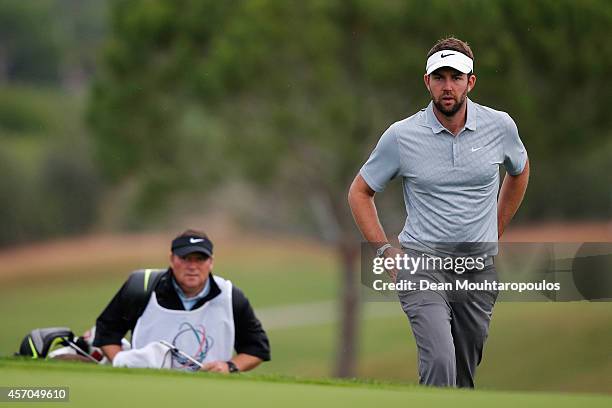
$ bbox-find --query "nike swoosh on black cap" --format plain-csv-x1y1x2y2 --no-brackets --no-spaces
171,235,213,257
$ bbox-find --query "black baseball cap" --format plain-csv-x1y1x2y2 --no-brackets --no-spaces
171,231,213,257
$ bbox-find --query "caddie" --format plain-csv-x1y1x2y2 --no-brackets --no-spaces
94,229,270,373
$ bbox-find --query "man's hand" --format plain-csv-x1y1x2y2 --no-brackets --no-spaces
200,354,262,373
383,247,404,283
200,361,230,373
100,344,122,362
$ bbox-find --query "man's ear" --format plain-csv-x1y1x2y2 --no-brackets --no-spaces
467,74,477,93
423,73,430,92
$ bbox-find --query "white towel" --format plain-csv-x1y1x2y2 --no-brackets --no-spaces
112,342,170,369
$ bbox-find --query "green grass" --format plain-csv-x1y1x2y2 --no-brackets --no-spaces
1,359,610,408
256,303,612,394
0,252,337,355
1,242,611,395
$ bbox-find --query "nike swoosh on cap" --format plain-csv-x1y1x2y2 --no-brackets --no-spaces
189,238,204,243
440,53,454,58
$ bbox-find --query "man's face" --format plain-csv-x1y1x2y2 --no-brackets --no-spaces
424,67,476,117
170,252,213,295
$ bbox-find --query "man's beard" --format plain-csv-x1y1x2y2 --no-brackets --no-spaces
433,88,468,117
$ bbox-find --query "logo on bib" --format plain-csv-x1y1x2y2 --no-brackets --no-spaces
170,322,214,370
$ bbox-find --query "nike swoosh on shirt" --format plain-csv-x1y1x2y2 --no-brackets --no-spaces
471,147,482,152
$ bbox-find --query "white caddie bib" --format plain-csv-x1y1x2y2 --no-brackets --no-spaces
131,275,235,367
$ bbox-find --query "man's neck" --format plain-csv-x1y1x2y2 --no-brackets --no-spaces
182,285,205,298
432,102,468,136
175,278,209,298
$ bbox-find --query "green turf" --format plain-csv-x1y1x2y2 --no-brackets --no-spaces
256,302,612,394
0,253,337,355
1,246,611,395
1,359,610,408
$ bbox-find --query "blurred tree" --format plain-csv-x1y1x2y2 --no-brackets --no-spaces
0,0,108,245
0,86,102,246
0,0,108,88
89,0,612,376
0,1,62,83
52,0,109,89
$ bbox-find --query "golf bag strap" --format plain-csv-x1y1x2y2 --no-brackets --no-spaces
123,269,166,324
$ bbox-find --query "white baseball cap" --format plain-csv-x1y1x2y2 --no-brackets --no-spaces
425,49,473,75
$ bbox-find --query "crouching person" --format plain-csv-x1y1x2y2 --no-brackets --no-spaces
93,229,270,373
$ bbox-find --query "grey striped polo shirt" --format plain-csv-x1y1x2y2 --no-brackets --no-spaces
360,98,527,257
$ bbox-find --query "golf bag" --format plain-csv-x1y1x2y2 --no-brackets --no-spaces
17,326,130,363
17,327,77,359
15,269,165,363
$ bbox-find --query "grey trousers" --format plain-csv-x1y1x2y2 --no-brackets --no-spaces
397,257,498,388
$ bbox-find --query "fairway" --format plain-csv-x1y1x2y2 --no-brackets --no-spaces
1,359,610,408
1,232,611,395
1,0,611,404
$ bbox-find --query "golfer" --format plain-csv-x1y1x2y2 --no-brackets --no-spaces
94,229,270,373
348,37,529,387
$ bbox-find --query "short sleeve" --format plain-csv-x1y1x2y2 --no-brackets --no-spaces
359,124,401,192
502,113,528,175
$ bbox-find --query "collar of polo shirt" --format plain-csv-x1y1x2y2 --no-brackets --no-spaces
425,98,478,133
